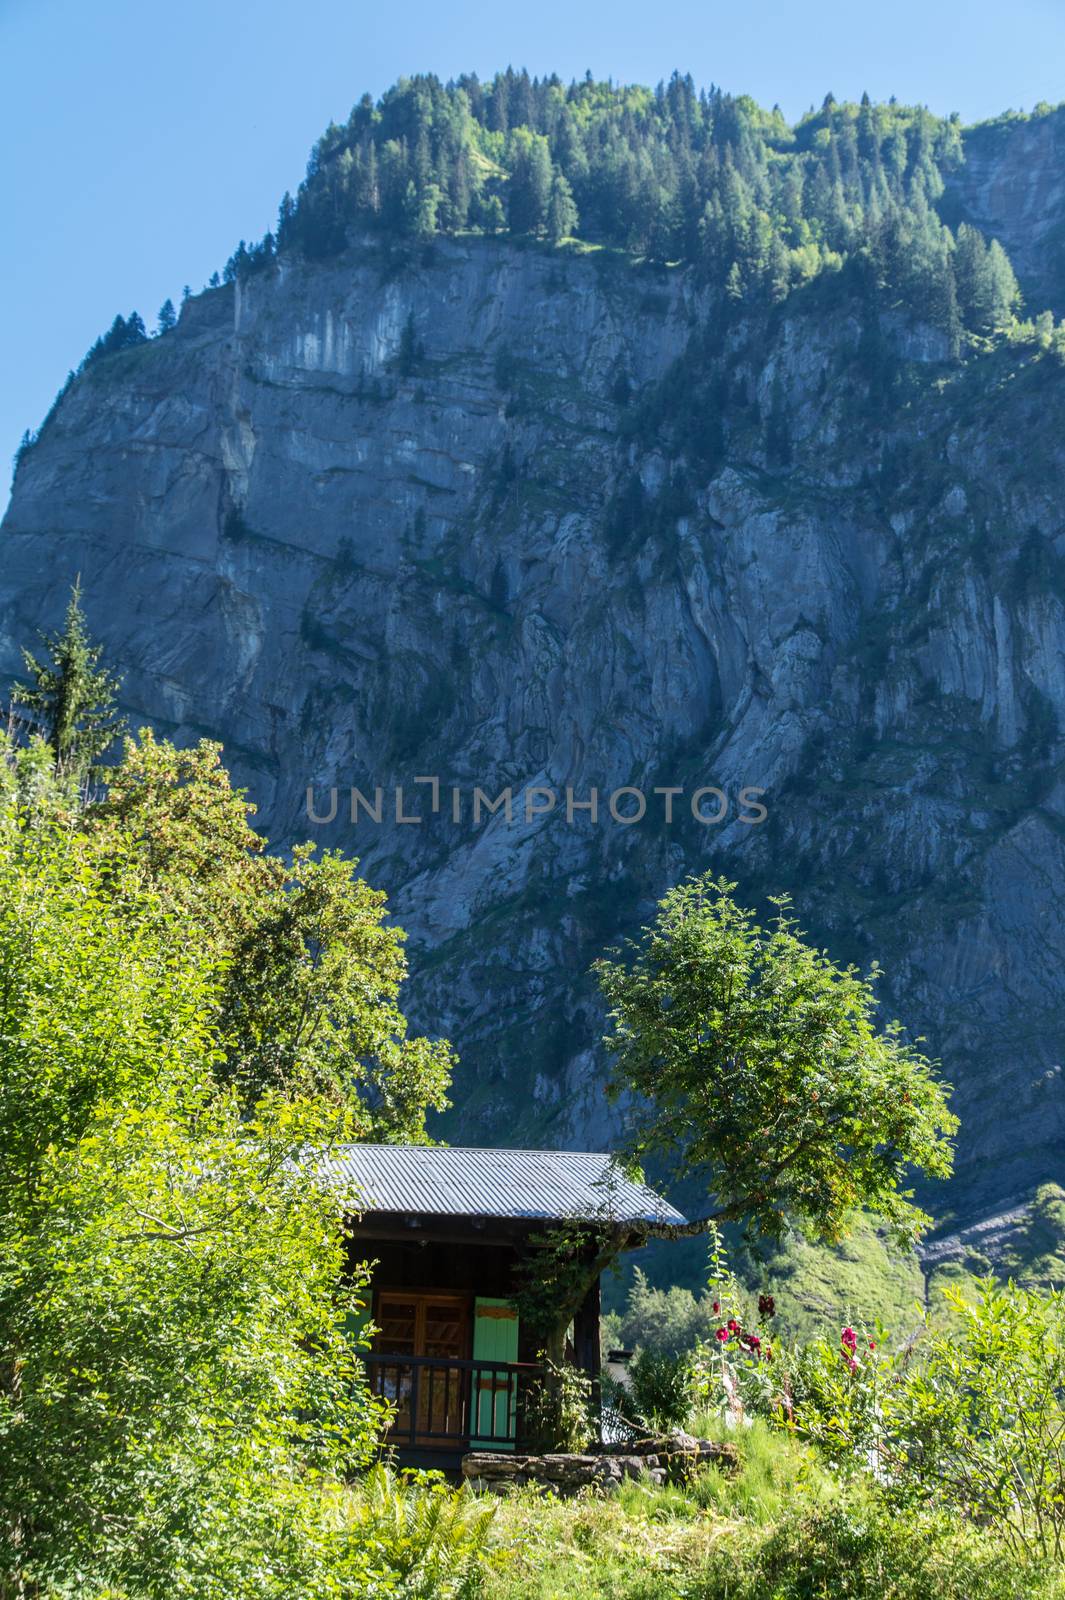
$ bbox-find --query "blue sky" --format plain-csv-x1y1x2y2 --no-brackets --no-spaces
2,0,1064,510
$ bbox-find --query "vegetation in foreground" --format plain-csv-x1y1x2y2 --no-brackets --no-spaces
476,1433,1065,1600
476,1254,1065,1598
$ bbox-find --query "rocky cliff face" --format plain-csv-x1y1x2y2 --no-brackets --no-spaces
4,115,1065,1252
943,106,1065,317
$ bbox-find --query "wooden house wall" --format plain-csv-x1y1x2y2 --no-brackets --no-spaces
349,1235,542,1363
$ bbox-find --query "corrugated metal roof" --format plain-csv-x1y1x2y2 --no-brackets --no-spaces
320,1145,687,1227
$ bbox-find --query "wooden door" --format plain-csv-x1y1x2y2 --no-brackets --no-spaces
374,1290,470,1443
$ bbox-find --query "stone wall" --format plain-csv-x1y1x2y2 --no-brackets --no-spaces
462,1431,737,1494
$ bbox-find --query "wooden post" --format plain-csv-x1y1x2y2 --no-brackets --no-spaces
572,1272,602,1435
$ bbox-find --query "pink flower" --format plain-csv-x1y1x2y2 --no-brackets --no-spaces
841,1326,858,1352
868,1340,876,1351
846,1356,859,1373
715,1327,729,1343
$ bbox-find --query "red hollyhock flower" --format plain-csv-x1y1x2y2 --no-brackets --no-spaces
728,1318,741,1334
845,1356,859,1373
758,1294,775,1318
715,1326,729,1343
712,1301,720,1314
841,1326,858,1352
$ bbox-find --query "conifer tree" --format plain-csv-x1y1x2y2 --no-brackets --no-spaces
478,192,506,234
985,238,1021,328
954,223,1019,332
507,129,553,234
14,430,35,470
953,223,988,321
546,171,578,242
263,68,1031,336
11,580,125,782
98,316,128,358
448,148,472,229
157,298,176,335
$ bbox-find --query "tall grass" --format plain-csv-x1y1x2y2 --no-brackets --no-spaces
478,1422,1065,1600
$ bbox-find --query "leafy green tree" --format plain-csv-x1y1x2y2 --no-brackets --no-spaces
594,874,957,1246
521,877,954,1381
608,1265,722,1357
414,181,443,239
984,238,1021,327
11,578,125,784
87,730,455,1128
81,310,149,367
446,147,472,229
0,787,388,1596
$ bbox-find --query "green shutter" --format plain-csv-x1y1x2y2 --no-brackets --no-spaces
471,1297,519,1450
343,1291,374,1351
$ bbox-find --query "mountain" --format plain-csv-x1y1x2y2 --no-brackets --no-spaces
3,81,1065,1271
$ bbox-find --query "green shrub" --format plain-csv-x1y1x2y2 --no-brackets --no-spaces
695,1498,1065,1600
613,1348,695,1432
684,1418,836,1524
777,1318,896,1470
887,1278,1065,1561
788,1279,1065,1562
347,1465,497,1599
524,1359,594,1452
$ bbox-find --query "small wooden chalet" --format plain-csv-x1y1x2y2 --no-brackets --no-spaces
326,1145,687,1468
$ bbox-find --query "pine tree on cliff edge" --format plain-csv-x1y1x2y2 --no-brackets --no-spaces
11,579,125,785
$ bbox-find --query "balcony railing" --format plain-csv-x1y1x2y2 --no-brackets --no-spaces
361,1353,544,1450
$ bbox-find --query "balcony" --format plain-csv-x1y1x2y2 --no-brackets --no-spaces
361,1352,545,1456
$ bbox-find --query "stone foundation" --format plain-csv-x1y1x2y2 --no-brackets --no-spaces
462,1431,738,1494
